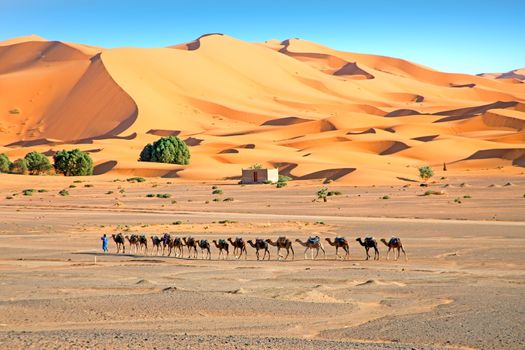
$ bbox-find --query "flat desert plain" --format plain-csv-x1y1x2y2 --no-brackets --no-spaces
0,173,524,350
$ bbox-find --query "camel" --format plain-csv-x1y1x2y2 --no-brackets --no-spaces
150,235,162,255
325,237,350,260
125,234,140,254
138,234,148,255
161,233,172,256
356,237,379,260
197,239,211,260
247,239,270,260
380,237,407,261
295,236,325,260
183,236,198,259
112,233,125,254
172,237,184,258
212,239,229,260
266,237,294,260
227,237,247,259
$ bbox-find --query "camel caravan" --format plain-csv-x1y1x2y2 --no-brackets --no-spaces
110,233,407,261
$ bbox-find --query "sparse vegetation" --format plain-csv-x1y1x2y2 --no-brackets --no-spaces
212,189,223,195
37,189,48,193
106,191,114,195
69,185,76,188
5,196,13,200
22,189,35,196
316,187,329,202
418,166,434,183
8,108,21,114
58,189,69,196
126,177,145,183
53,149,93,176
212,198,220,202
146,194,155,198
139,136,190,165
156,193,171,198
73,180,83,183
249,163,263,169
381,195,390,200
9,159,28,175
463,195,471,199
314,221,325,225
263,180,273,184
276,174,292,188
0,154,11,173
172,221,183,225
276,181,287,188
223,197,234,201
218,220,237,224
327,191,342,196
211,185,218,189
171,200,177,204
454,197,462,204
423,190,445,196
84,184,94,188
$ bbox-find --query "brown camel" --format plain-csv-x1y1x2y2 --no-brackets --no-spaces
197,239,211,260
173,237,184,258
138,234,148,255
112,233,125,253
227,237,247,259
183,236,198,259
325,237,350,260
125,234,140,254
266,237,294,260
212,239,229,260
247,239,270,260
380,237,407,261
150,235,162,256
356,237,379,260
161,233,172,256
295,236,326,260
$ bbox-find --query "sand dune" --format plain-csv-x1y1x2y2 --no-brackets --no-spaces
1,34,524,183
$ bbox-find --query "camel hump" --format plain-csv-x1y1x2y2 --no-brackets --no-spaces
308,236,320,244
390,237,400,244
365,236,374,242
335,236,346,244
219,239,226,245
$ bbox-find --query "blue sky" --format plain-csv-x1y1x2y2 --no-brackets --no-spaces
1,0,523,74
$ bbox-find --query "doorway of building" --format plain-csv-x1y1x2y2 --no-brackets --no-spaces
253,171,258,182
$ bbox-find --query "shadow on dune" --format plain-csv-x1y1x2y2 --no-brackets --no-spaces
93,160,117,175
456,148,525,167
433,101,518,122
261,116,313,126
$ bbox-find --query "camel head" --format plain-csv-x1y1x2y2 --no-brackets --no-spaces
380,238,390,246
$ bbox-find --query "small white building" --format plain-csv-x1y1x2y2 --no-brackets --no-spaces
241,168,279,184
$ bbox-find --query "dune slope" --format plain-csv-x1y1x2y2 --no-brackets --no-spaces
1,34,524,183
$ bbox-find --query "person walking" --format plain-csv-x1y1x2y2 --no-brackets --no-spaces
101,234,109,252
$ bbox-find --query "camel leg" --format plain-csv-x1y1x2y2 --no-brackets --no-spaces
386,247,391,261
401,246,407,261
266,248,270,260
375,247,380,260
284,248,289,260
304,247,308,260
290,246,294,260
365,247,370,260
335,246,339,259
345,246,349,260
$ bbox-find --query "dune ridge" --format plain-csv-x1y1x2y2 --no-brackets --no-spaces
1,34,524,183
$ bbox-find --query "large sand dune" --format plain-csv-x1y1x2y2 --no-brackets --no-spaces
1,34,524,183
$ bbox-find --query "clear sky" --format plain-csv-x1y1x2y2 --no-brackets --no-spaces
1,0,523,74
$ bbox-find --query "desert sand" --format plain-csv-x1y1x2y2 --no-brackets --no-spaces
0,174,524,349
0,34,524,184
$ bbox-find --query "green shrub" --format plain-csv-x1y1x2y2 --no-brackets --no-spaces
223,197,234,202
276,181,287,188
126,177,145,183
263,180,273,184
53,149,93,176
382,195,390,200
156,193,171,198
316,187,329,202
8,108,20,114
37,189,48,193
463,195,471,199
69,185,77,188
212,189,223,195
73,180,83,183
212,198,220,202
212,185,218,189
173,220,182,225
418,166,434,183
171,200,177,204
5,196,13,200
314,221,325,225
9,159,28,175
119,189,125,193
84,184,94,188
146,194,155,198
106,191,114,195
139,136,190,165
454,198,462,204
278,175,292,183
0,154,11,173
58,189,69,196
249,163,262,169
22,189,34,196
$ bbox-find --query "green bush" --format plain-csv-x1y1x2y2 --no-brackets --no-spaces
276,181,287,188
5,196,13,200
139,136,190,165
22,189,35,196
126,177,145,183
69,185,77,188
212,185,218,189
212,189,223,195
37,189,48,193
223,197,234,202
146,194,155,198
327,191,342,196
463,195,471,199
263,180,273,184
53,149,93,176
9,159,28,175
278,175,292,183
418,166,434,183
58,189,69,196
84,184,94,188
0,154,11,173
73,180,83,183
106,191,114,195
382,195,390,199
316,187,329,202
173,221,182,225
24,150,54,175
212,198,220,202
454,197,462,204
249,163,262,169
156,193,171,198
9,108,21,114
